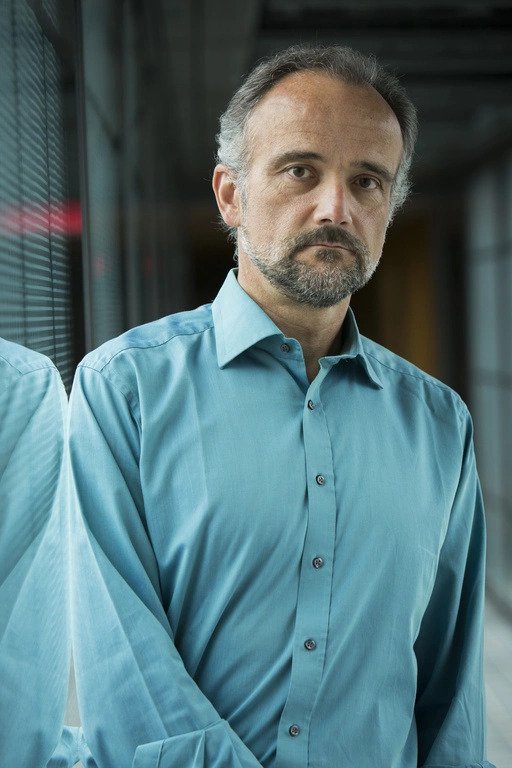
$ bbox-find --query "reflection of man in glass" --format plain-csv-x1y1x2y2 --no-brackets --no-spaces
70,46,494,768
0,338,69,767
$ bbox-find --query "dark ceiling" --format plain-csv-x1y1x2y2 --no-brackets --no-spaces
158,0,512,200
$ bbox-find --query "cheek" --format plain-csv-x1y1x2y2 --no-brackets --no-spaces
241,186,310,245
243,203,281,240
244,210,275,244
362,211,389,250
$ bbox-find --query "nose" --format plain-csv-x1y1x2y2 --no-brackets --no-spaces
313,179,353,226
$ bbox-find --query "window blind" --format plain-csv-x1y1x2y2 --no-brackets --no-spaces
0,0,74,389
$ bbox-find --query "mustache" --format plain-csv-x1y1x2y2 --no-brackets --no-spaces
288,225,368,259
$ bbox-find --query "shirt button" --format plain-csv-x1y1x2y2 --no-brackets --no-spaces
312,556,324,569
315,474,326,485
280,343,291,353
307,399,315,410
289,724,300,737
304,638,317,651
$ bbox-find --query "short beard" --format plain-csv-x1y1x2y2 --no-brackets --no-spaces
239,224,379,308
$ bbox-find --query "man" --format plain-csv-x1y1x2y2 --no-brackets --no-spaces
0,338,69,767
69,46,494,768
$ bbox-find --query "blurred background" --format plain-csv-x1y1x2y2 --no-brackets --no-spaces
0,0,510,764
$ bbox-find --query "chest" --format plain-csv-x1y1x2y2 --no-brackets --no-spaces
138,362,457,588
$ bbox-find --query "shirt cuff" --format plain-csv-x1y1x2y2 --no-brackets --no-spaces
132,720,262,768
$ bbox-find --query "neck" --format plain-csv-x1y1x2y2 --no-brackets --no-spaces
237,261,350,382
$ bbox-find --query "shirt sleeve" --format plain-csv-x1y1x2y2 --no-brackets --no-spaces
69,364,263,768
0,363,69,767
413,403,496,768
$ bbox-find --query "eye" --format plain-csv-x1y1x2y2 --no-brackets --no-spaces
355,176,381,190
286,166,312,180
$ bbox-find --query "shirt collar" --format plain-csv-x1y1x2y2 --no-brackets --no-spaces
336,304,384,388
212,269,383,389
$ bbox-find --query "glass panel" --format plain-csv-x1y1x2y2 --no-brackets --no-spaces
467,258,499,374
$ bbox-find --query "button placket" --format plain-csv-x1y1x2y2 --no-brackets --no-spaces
275,382,336,767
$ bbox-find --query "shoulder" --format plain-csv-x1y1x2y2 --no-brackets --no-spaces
0,340,65,433
0,338,59,393
0,337,57,375
78,304,214,375
73,305,214,415
361,335,469,425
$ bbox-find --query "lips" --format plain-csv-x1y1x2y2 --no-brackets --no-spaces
290,225,368,261
311,242,352,251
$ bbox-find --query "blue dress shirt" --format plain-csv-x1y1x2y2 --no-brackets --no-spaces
0,339,69,767
69,269,495,768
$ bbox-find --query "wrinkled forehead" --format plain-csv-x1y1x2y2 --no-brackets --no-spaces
244,70,403,168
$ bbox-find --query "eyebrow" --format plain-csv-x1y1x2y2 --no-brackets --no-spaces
268,152,396,185
268,151,325,171
351,161,395,185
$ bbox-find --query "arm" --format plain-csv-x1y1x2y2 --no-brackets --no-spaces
0,363,69,767
69,364,263,768
414,404,495,768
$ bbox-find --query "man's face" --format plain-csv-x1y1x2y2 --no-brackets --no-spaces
232,71,404,308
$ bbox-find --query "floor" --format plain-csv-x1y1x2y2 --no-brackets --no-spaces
68,598,512,767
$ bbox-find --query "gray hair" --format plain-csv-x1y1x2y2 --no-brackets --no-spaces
216,45,418,240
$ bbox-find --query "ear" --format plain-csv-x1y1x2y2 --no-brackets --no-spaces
212,164,242,228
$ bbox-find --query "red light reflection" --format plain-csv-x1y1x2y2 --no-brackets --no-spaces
0,201,82,236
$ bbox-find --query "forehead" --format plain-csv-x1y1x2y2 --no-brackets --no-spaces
245,70,403,169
